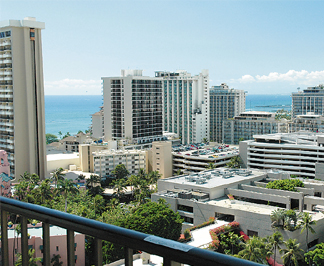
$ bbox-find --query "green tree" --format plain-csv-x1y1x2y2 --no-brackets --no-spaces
271,209,286,228
299,212,316,252
112,178,127,199
112,164,129,180
46,133,59,144
267,231,284,265
237,236,270,264
57,179,79,212
51,168,65,188
51,254,63,266
120,201,183,240
38,179,53,206
62,132,71,139
77,130,84,134
148,170,161,185
284,209,298,230
174,169,182,176
280,238,304,266
304,242,324,266
58,131,62,139
206,162,215,170
15,249,41,266
226,156,242,169
239,137,244,142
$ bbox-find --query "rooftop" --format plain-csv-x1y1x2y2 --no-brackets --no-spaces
159,168,265,189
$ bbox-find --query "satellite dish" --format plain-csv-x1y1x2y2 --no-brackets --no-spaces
297,87,300,91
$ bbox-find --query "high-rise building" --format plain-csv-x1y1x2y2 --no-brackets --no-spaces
155,70,209,144
102,70,164,144
223,111,287,144
292,84,324,117
0,17,46,179
210,83,245,143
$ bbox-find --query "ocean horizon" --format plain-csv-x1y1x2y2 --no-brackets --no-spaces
45,94,292,136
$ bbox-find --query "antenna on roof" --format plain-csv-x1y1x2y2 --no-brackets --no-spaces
297,87,300,92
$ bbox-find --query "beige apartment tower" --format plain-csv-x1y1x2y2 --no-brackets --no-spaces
0,17,46,179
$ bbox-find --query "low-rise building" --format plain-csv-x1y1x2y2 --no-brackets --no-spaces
223,111,288,144
92,149,147,177
240,131,324,178
150,141,173,178
6,224,85,266
152,168,324,253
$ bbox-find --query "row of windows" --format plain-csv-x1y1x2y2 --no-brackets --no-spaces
0,31,11,38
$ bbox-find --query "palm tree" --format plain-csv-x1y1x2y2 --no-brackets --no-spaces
267,231,284,265
86,174,101,188
148,170,161,185
280,238,304,266
39,179,53,205
57,179,79,212
51,168,65,188
299,212,316,252
127,174,141,197
237,236,270,264
112,178,127,199
270,208,286,228
15,249,41,266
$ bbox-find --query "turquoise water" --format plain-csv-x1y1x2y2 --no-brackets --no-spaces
44,94,291,136
45,95,102,136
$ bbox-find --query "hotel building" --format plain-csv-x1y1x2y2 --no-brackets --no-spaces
210,83,245,143
223,111,288,144
292,84,324,117
102,70,164,144
155,70,209,144
0,17,46,179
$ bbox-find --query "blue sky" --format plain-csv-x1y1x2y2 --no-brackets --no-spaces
1,0,324,95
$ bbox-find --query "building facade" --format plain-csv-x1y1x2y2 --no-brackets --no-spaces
92,149,147,177
150,141,173,179
223,111,288,144
288,113,324,133
240,132,324,178
210,83,245,143
103,70,163,144
155,70,209,144
0,18,46,179
292,84,324,117
91,106,104,139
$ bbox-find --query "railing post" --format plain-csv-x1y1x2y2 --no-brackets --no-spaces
21,216,28,266
94,238,102,266
1,210,9,266
67,229,75,266
124,247,133,266
42,222,50,266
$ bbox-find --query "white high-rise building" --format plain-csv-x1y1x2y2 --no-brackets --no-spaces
0,17,46,179
102,70,164,144
210,83,245,143
155,70,209,144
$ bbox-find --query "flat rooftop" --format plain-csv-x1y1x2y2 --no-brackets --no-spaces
173,145,239,160
159,168,265,189
208,198,278,215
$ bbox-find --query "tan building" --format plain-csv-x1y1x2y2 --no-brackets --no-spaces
0,17,46,180
151,141,173,178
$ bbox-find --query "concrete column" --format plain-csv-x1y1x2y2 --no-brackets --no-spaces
299,195,304,212
307,204,313,211
286,196,291,209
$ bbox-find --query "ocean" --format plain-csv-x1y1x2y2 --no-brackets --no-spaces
44,94,292,136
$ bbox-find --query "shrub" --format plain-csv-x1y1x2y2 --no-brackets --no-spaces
266,179,304,192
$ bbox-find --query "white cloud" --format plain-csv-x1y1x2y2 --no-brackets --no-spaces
45,79,101,95
237,70,324,85
238,74,255,83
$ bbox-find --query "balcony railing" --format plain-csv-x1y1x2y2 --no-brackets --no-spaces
0,196,262,266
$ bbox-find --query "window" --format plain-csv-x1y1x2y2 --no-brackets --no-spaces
247,230,258,237
56,246,59,251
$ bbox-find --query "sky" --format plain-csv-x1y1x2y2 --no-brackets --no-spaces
1,0,324,95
